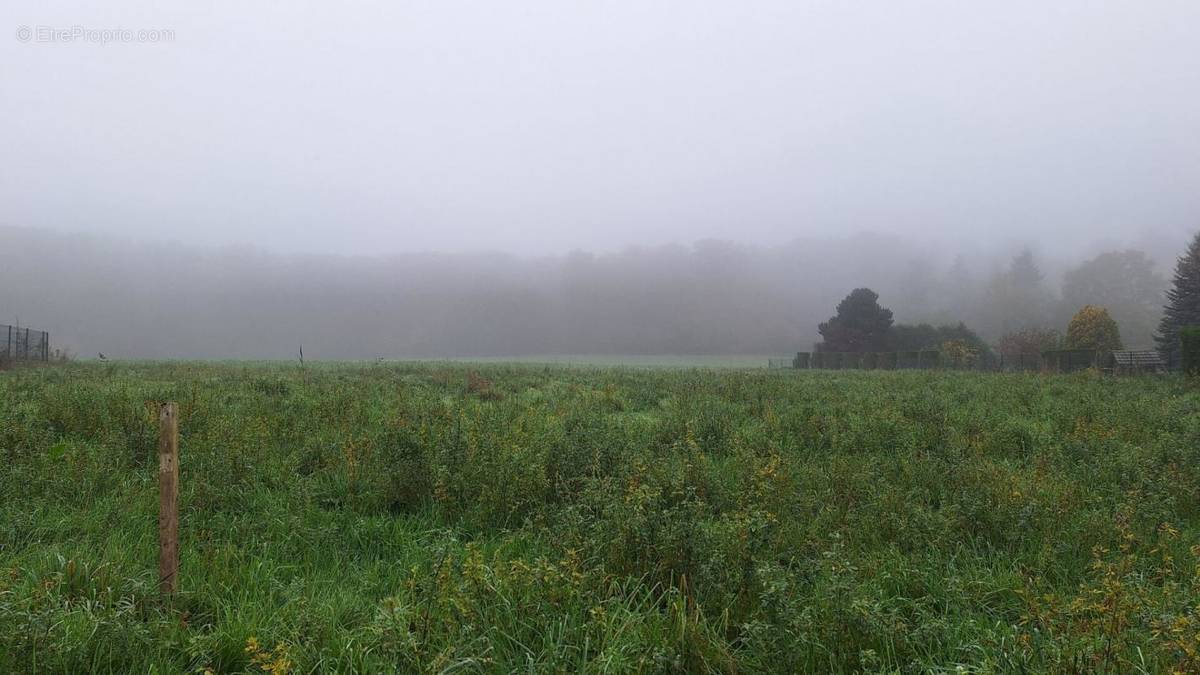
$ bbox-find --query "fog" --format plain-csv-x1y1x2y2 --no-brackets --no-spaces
0,225,1179,358
2,2,1198,357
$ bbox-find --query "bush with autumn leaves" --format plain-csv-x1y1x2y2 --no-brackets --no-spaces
1065,304,1124,353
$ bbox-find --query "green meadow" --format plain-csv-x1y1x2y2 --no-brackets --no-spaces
2,362,1199,673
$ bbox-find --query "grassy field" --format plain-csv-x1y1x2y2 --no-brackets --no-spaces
2,362,1199,673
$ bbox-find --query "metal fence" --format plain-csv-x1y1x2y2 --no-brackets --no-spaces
770,349,1116,373
1,325,50,362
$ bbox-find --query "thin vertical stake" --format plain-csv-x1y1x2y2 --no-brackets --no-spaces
158,402,180,595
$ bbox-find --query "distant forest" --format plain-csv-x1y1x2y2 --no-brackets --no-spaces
0,226,1178,359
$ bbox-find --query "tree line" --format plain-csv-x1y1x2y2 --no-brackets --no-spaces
814,232,1200,367
0,225,1191,359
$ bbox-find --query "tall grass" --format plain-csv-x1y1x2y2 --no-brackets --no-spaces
2,362,1199,672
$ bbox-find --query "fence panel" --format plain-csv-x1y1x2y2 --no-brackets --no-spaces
1040,349,1097,373
776,347,1158,376
1,325,50,362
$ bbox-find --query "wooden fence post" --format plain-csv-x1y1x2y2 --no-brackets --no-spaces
158,402,180,595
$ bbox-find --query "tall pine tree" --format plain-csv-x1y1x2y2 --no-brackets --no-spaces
1155,232,1200,367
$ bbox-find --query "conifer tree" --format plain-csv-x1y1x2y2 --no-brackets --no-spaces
817,288,894,352
1155,232,1200,367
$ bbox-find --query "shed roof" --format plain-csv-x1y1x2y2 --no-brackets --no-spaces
1109,350,1164,367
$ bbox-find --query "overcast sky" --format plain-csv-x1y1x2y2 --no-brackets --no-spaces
3,1,1199,256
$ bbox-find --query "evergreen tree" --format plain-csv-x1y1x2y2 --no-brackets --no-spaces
980,248,1054,339
817,288,893,352
1156,232,1200,367
943,255,977,322
1009,248,1044,294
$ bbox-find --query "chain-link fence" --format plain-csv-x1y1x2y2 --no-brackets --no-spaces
1,325,50,362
